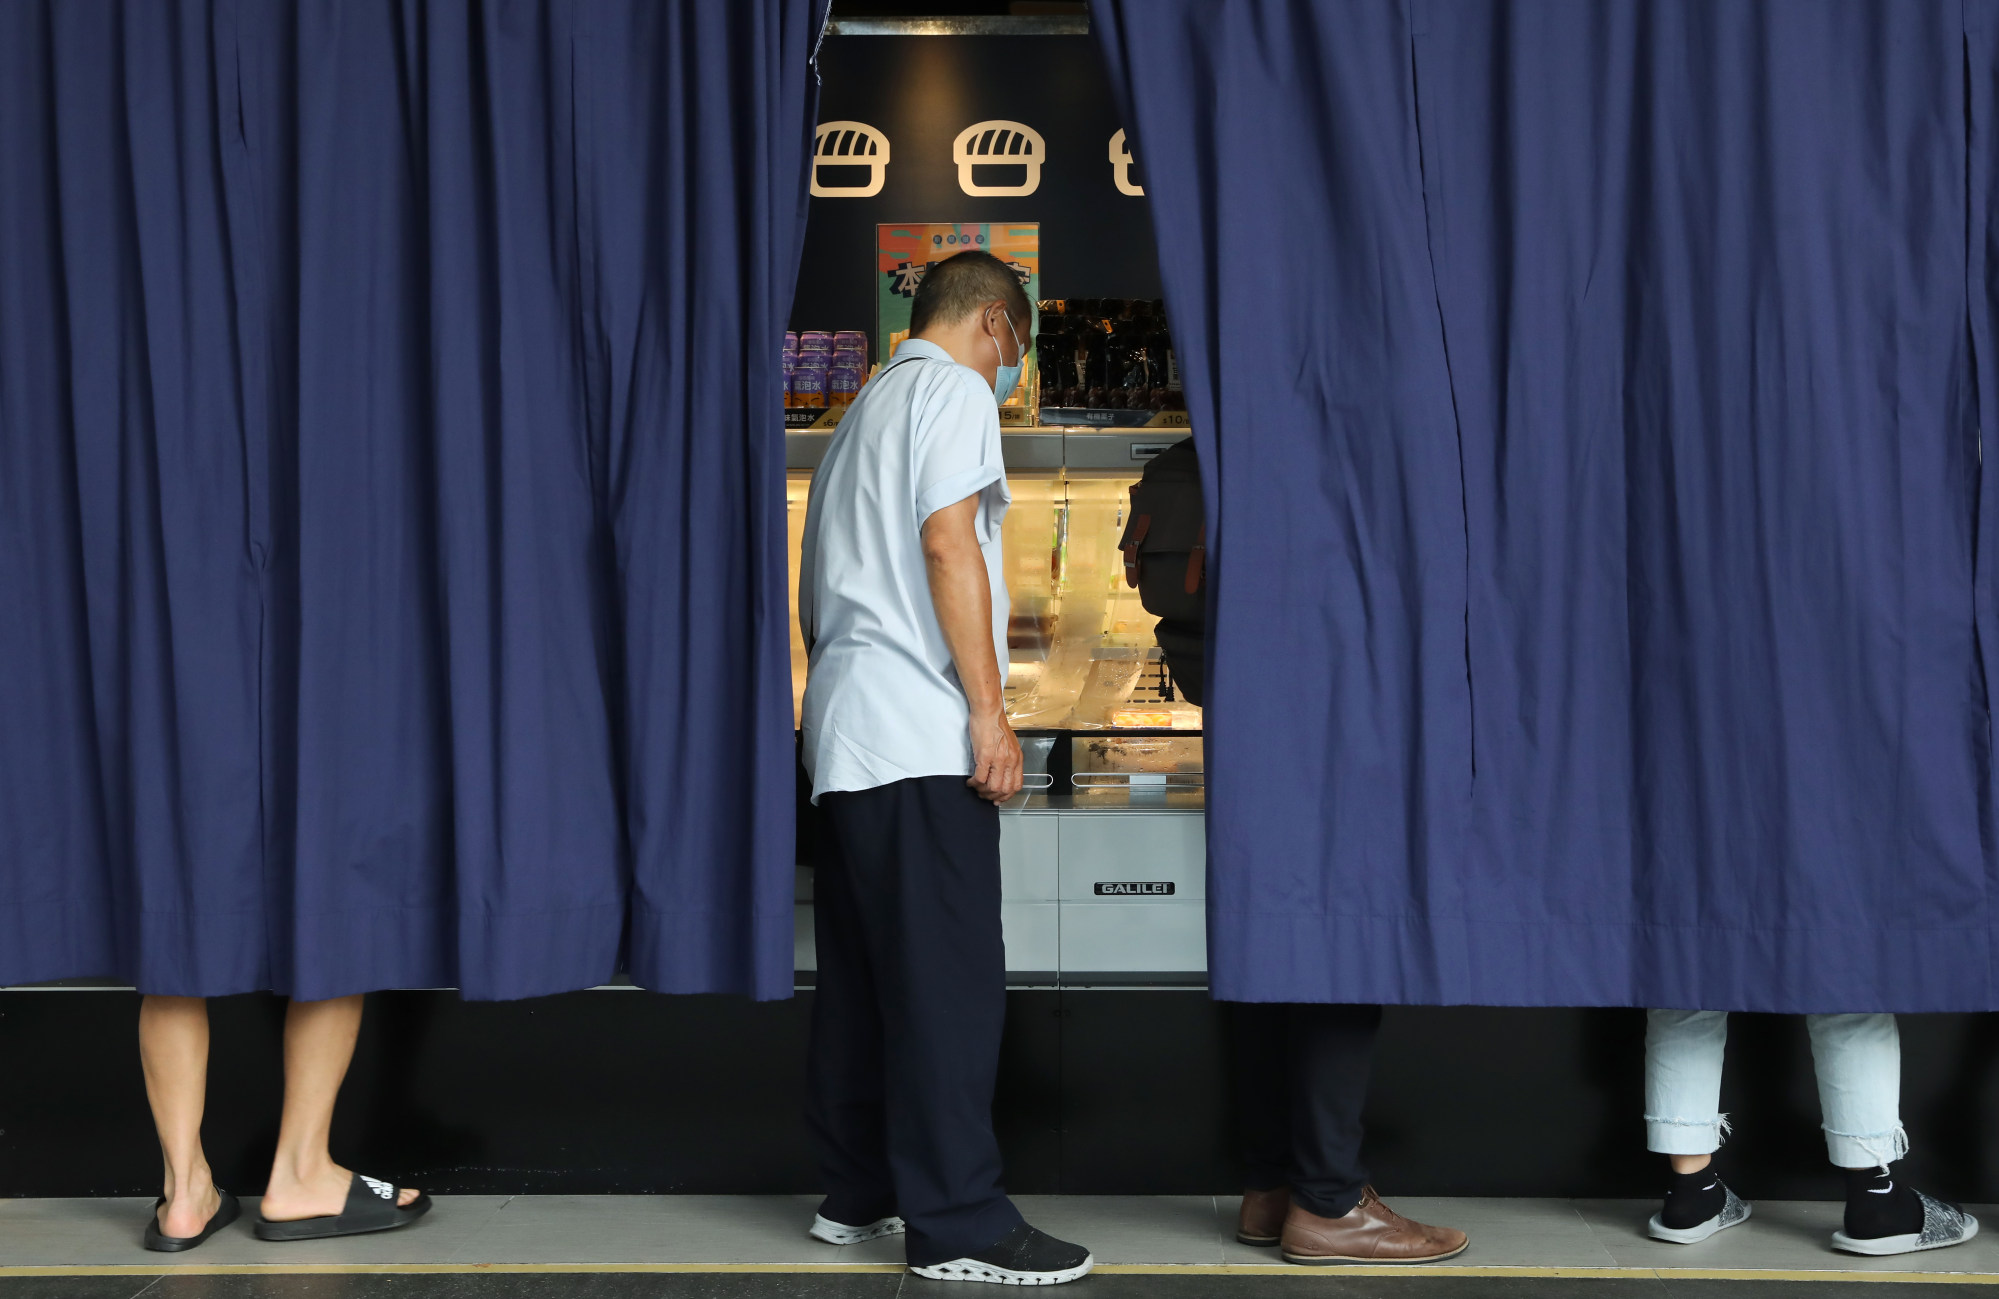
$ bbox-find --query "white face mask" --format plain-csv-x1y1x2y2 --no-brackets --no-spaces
990,308,1025,406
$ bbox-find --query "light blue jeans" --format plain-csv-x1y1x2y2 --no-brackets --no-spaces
1645,1009,1908,1169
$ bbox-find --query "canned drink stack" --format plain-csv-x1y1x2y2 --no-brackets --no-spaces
828,360,863,407
791,358,827,409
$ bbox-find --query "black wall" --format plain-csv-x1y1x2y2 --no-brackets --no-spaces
788,32,1161,338
9,990,1999,1203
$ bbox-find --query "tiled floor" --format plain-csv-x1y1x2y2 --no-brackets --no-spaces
3,1195,1998,1296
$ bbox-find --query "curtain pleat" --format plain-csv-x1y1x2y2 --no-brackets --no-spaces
0,0,825,1001
1096,0,1999,1012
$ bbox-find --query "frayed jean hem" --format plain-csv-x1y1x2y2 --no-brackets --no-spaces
1646,1113,1731,1157
1824,1123,1908,1171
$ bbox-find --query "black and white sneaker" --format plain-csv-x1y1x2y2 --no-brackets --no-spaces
1834,1189,1979,1256
910,1223,1093,1285
1648,1176,1752,1244
809,1212,905,1245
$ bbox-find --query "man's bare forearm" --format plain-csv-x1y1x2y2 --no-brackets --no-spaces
924,532,1003,712
922,495,1021,802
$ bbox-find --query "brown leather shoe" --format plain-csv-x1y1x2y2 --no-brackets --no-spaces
1237,1187,1290,1245
1280,1186,1469,1265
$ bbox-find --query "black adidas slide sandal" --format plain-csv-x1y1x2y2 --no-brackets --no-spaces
143,1189,241,1252
253,1173,431,1241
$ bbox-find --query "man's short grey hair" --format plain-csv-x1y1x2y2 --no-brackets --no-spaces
909,249,1032,335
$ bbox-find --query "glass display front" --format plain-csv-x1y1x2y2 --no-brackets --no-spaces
786,472,813,725
786,468,1202,734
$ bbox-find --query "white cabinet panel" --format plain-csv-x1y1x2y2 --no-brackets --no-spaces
1059,901,1207,973
1000,813,1059,900
1056,814,1205,901
1002,901,1059,976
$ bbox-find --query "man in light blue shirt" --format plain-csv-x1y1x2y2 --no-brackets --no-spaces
798,337,1012,798
796,251,1091,1285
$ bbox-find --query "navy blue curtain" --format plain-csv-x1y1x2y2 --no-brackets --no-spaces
0,0,823,1001
1096,0,1999,1012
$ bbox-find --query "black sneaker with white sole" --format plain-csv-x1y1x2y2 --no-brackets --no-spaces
809,1212,905,1246
909,1223,1093,1285
1833,1188,1979,1256
1647,1175,1751,1244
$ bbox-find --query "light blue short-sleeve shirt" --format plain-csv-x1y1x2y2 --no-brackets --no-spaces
798,339,1011,802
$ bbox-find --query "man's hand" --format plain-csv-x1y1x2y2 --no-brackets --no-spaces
968,707,1023,803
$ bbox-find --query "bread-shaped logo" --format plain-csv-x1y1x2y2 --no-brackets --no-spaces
812,121,890,198
1109,129,1143,196
953,120,1045,197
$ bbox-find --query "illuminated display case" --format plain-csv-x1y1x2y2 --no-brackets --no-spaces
787,442,1203,737
788,427,1208,985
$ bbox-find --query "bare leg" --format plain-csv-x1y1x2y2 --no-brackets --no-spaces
139,996,223,1238
256,995,418,1220
1669,1154,1712,1175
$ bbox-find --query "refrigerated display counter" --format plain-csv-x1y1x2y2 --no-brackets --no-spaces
788,427,1208,985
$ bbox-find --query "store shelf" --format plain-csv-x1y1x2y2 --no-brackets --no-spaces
785,426,1189,472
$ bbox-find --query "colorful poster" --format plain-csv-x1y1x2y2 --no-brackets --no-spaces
876,222,1039,420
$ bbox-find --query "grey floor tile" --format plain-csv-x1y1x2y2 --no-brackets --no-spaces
910,1279,1670,1299
448,1195,903,1265
145,1277,900,1299
0,1196,510,1268
14,1267,1604,1299
5,1194,1999,1285
1009,1195,1224,1265
1576,1197,1999,1274
0,1195,160,1264
1660,1285,1999,1299
1382,1197,1615,1269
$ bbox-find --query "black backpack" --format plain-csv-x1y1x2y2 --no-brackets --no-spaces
1118,438,1208,707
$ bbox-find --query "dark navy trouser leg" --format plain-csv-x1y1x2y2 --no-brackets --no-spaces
808,775,1023,1265
1230,1001,1382,1219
